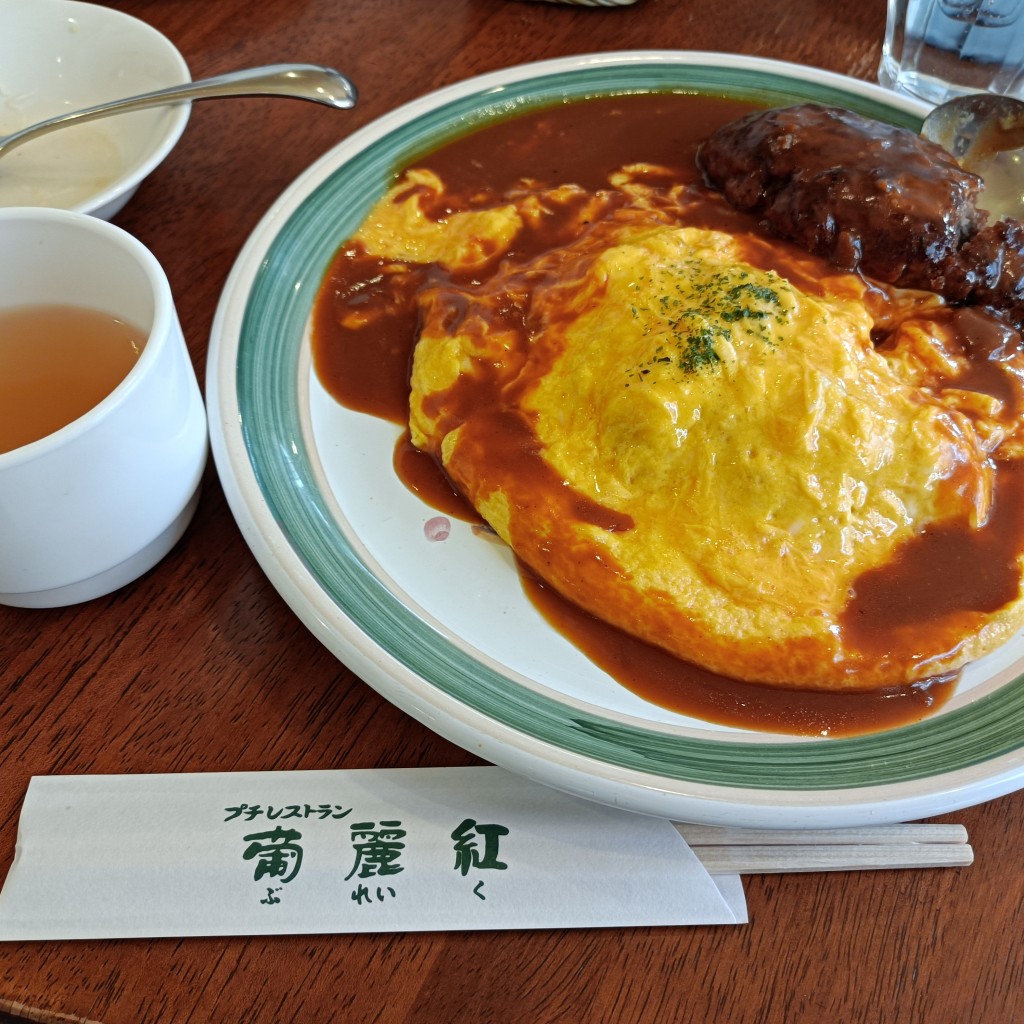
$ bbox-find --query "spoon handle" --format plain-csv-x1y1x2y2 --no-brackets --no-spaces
0,63,357,158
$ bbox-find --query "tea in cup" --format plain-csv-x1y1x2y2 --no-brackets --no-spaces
0,208,208,607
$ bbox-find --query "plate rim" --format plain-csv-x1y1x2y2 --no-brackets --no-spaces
206,49,1024,826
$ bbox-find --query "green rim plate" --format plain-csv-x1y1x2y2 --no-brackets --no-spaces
208,52,1024,826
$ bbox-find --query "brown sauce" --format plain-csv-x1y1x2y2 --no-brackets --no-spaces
521,564,957,738
841,461,1024,662
393,429,480,522
314,257,426,424
310,92,1024,736
405,93,749,195
946,307,1024,415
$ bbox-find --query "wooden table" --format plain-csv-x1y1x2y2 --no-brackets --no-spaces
3,1,1023,1021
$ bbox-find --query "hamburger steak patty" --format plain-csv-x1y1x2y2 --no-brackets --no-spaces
697,103,1024,329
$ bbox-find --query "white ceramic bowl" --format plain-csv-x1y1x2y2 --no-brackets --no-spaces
0,0,190,219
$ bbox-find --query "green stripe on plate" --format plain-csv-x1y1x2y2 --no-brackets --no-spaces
236,59,1024,791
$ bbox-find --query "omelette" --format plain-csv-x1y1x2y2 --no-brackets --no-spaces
350,166,1024,692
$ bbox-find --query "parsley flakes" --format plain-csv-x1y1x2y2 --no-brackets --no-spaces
625,261,790,385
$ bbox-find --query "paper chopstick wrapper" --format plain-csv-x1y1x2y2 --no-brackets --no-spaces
0,766,746,939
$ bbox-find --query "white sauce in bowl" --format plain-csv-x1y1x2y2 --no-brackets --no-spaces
0,113,124,209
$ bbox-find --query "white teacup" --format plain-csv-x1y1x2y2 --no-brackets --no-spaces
0,208,208,608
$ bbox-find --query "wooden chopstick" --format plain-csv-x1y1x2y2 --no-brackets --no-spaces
673,823,973,874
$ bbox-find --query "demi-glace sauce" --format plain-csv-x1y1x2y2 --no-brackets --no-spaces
310,92,1024,736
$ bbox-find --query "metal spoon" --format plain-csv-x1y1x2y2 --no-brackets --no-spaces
921,93,1024,221
0,63,357,160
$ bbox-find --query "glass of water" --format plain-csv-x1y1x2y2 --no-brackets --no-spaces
879,0,1024,105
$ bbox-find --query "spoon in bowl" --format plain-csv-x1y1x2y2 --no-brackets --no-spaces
0,63,357,160
920,92,1024,221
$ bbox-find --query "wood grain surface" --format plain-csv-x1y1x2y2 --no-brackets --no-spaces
3,1,1023,1021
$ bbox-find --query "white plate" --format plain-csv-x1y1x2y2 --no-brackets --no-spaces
207,51,1024,827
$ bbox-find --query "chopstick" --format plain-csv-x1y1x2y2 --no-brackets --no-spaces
674,823,973,874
